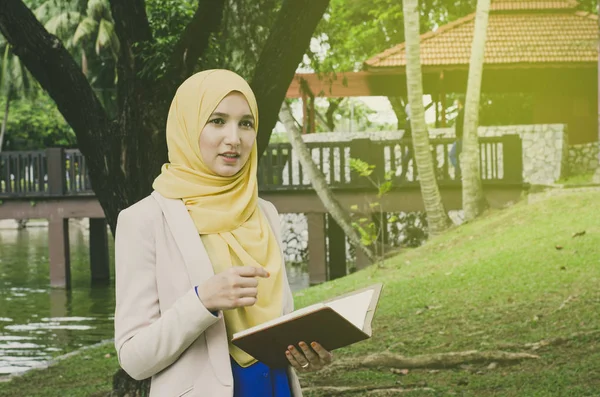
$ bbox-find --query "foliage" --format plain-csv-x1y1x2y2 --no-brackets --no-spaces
32,0,118,115
349,158,395,256
138,0,281,81
306,0,477,73
1,95,76,151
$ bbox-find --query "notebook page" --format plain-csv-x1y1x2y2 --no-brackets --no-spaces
325,289,374,330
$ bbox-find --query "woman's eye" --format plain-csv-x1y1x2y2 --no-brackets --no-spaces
241,120,254,129
209,118,225,125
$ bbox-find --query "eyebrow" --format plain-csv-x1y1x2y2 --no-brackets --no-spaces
210,112,254,121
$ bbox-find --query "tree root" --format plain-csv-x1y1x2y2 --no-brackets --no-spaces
360,350,539,369
320,349,539,375
496,329,600,351
302,385,435,395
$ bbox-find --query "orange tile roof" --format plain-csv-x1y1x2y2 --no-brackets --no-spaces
365,5,597,68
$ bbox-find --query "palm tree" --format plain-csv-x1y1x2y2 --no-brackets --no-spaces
36,0,118,112
402,0,450,235
461,0,490,220
0,39,37,152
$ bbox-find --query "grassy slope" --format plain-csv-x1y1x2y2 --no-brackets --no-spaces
1,191,599,396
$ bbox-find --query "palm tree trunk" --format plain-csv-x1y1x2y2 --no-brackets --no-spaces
0,92,10,152
402,0,450,235
279,101,375,263
461,0,490,220
593,1,600,184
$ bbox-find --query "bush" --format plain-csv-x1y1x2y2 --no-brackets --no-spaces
1,95,77,151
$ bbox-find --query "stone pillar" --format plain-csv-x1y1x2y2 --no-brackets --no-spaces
306,213,327,285
49,218,71,288
327,215,347,280
89,218,110,284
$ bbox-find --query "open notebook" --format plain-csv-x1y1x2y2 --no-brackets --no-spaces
231,283,383,368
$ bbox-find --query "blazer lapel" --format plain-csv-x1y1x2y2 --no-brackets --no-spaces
151,191,215,287
151,192,233,386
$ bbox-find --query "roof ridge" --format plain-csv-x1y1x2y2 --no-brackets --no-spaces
574,10,599,20
490,0,579,11
365,12,477,67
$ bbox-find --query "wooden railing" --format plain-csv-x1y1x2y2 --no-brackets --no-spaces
0,135,523,198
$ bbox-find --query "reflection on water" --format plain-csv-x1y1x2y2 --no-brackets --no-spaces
0,224,309,375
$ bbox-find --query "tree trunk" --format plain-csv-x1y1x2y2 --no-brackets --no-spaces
279,101,375,263
402,0,450,236
251,0,330,156
388,96,406,129
0,92,10,152
325,98,343,131
461,0,490,220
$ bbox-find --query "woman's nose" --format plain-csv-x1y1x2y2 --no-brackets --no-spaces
223,124,241,144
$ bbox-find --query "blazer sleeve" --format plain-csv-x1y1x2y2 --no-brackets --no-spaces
114,206,219,381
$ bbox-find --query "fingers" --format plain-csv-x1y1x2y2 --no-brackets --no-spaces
298,341,320,366
232,276,259,288
286,345,309,371
285,349,303,371
233,266,270,279
235,296,258,308
310,342,333,364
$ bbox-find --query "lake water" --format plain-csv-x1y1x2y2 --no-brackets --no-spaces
0,223,309,376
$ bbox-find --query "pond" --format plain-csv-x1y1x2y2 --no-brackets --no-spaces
0,222,309,376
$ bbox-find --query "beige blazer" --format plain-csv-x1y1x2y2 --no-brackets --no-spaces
114,191,303,397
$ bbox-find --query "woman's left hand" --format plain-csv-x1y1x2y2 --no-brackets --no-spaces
285,341,333,372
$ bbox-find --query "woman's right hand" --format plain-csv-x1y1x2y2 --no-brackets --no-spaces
197,266,270,312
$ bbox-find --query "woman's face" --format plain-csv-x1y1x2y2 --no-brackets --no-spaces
199,92,256,177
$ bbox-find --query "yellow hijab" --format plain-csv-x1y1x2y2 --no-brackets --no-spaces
152,70,283,367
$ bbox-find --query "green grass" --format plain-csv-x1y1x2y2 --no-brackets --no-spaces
0,343,119,397
556,172,596,186
1,191,599,396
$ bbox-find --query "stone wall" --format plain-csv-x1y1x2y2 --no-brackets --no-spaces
429,124,569,185
568,142,599,175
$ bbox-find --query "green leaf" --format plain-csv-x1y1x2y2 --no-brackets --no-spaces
45,12,82,38
87,0,112,22
369,202,380,209
96,19,119,57
350,204,359,211
385,169,395,181
378,181,393,198
73,17,98,46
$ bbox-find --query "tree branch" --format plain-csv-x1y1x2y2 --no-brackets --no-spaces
251,0,330,156
0,0,111,157
166,0,225,83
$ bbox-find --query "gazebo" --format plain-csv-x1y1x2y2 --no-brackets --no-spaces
286,0,598,144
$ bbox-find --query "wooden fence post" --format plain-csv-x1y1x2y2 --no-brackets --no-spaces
502,135,523,183
46,148,65,195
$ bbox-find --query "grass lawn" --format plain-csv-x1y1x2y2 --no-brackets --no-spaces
1,190,599,396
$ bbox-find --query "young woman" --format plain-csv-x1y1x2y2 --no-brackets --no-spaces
114,69,332,397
